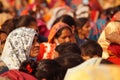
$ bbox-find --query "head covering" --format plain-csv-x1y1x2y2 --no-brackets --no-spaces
0,70,37,80
48,22,71,43
108,43,120,57
37,19,49,37
1,27,36,69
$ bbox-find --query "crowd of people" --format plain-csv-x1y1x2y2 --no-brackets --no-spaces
0,0,120,80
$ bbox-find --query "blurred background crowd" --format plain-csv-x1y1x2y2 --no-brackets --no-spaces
0,0,120,80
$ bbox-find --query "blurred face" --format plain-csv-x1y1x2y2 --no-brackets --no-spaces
54,28,72,44
77,22,91,38
30,36,40,58
0,33,7,55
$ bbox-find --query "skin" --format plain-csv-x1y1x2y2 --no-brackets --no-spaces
29,36,40,58
77,22,91,39
54,28,72,44
0,33,7,55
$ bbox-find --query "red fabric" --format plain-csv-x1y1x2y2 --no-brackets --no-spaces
37,19,49,37
107,57,120,65
0,70,37,80
37,43,56,61
37,43,45,61
108,43,120,57
90,10,99,22
89,0,102,11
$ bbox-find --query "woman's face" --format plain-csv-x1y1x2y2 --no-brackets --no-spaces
29,36,40,58
77,22,91,37
54,28,72,44
0,33,7,55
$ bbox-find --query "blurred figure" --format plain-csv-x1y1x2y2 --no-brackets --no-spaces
37,22,73,60
75,18,91,46
35,59,64,80
54,42,81,58
0,27,39,74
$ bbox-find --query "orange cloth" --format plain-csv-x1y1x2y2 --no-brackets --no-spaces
48,22,70,43
37,22,71,60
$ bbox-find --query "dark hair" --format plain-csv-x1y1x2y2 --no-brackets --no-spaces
0,30,7,35
100,59,113,64
19,59,37,76
0,1,3,13
1,18,19,35
76,18,89,29
35,59,64,80
54,27,72,39
55,42,81,56
52,14,76,28
80,40,103,58
16,15,36,28
55,53,84,70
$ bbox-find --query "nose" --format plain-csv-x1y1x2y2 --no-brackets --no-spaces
34,41,40,47
65,37,71,42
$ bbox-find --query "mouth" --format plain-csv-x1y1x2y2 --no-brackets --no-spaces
34,47,40,53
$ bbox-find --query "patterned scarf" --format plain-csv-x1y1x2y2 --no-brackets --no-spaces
1,27,36,69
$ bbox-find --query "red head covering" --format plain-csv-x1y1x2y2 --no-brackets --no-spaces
48,22,71,43
108,43,120,57
37,19,49,37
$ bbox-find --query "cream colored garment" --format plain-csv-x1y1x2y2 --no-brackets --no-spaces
64,58,103,80
98,21,120,59
64,64,120,80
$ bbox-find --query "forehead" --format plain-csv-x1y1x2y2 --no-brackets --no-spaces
59,28,72,36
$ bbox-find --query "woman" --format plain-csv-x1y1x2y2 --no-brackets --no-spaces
0,27,39,73
75,18,91,46
52,14,77,43
37,22,73,60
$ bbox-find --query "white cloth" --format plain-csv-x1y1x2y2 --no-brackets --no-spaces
1,27,36,69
